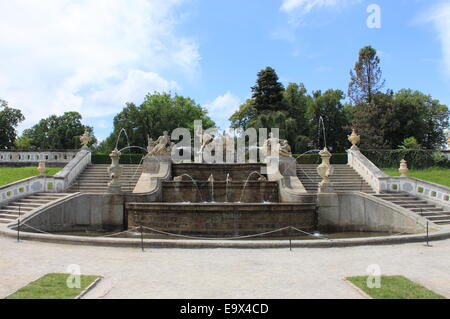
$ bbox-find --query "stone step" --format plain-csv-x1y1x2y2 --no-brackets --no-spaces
433,219,450,225
2,206,34,211
0,218,13,224
411,207,444,212
34,193,72,197
0,214,18,220
391,200,429,205
427,215,450,221
398,204,436,209
17,198,51,205
0,210,25,216
15,201,47,207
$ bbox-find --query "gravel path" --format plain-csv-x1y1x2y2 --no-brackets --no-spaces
1,235,449,299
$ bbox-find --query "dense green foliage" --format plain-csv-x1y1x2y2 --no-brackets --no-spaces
382,167,450,187
22,112,96,150
0,99,25,149
362,149,437,169
6,273,100,299
251,67,285,112
0,167,62,186
231,72,352,153
398,137,421,150
347,276,445,299
97,92,215,153
231,46,448,153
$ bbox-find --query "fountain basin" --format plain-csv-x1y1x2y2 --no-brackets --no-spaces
126,202,317,237
163,181,279,203
172,163,266,181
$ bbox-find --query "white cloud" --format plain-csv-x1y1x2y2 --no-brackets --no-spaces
0,0,198,132
205,92,241,125
422,2,450,76
280,0,360,13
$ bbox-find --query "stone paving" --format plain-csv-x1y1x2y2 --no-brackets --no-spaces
0,235,449,299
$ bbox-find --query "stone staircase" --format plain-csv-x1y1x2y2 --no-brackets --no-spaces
68,164,142,193
0,193,73,225
374,193,450,225
296,164,374,193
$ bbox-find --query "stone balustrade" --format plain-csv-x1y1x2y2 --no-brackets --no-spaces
0,150,78,165
0,150,91,206
347,148,388,193
347,148,450,209
379,176,450,209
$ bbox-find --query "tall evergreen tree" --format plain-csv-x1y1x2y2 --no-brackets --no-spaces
251,67,285,112
348,46,385,105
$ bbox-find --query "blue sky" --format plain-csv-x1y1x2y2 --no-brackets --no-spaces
1,0,449,141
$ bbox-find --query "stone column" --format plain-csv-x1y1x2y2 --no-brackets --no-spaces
108,148,122,194
316,147,339,229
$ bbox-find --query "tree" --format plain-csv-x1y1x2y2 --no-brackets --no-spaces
352,91,398,149
22,112,96,149
348,46,385,105
99,92,215,153
229,99,256,129
0,99,25,149
306,89,350,152
251,67,285,112
392,89,449,149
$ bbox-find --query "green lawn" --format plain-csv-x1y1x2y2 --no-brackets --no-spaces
5,273,100,299
382,167,450,187
0,167,62,186
347,275,445,299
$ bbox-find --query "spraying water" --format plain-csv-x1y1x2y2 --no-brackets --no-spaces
239,171,265,203
178,174,204,202
208,174,215,202
318,116,327,149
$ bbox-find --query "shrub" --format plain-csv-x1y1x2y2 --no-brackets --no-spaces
362,149,435,169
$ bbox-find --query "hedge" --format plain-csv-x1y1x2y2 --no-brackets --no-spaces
361,149,437,170
91,150,448,169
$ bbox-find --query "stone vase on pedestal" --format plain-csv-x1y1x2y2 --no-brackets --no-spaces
317,147,334,193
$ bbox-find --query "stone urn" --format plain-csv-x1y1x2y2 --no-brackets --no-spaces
347,128,360,150
37,160,46,176
316,147,334,193
108,148,122,193
399,159,408,177
80,130,92,150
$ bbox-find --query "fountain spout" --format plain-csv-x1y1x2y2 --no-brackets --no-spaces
225,173,232,202
208,174,214,202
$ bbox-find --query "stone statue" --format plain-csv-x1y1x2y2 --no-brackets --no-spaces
80,130,92,150
196,126,215,154
148,131,172,156
147,135,156,154
262,132,280,157
279,139,292,157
